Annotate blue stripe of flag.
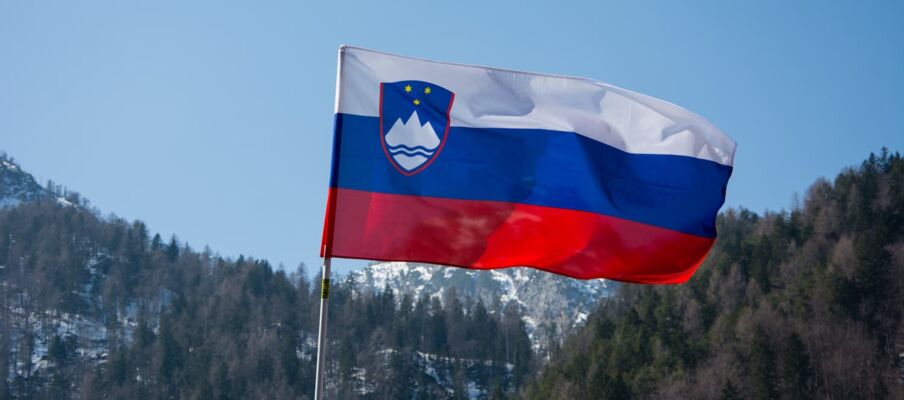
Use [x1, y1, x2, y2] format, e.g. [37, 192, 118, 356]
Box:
[330, 113, 732, 238]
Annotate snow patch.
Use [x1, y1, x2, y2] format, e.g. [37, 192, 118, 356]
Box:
[466, 380, 482, 400]
[350, 262, 616, 349]
[1, 160, 18, 171]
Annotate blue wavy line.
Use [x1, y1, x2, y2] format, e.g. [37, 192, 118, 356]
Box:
[389, 148, 434, 157]
[387, 144, 438, 152]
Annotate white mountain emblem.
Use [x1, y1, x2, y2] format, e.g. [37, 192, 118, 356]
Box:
[385, 111, 441, 171]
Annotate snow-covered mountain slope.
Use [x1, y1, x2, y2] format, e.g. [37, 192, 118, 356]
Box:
[0, 154, 82, 210]
[349, 262, 615, 346]
[0, 155, 51, 208]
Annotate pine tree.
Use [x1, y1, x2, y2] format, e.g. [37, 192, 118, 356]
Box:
[165, 235, 180, 262]
[749, 326, 778, 400]
[150, 233, 162, 252]
[428, 298, 449, 355]
[720, 379, 740, 400]
[782, 333, 813, 400]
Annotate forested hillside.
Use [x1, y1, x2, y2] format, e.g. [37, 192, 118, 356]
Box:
[0, 155, 533, 399]
[3, 150, 903, 399]
[523, 149, 904, 399]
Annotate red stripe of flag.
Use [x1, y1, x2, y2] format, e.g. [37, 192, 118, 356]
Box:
[323, 188, 714, 283]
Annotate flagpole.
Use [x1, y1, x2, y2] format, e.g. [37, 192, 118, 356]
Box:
[313, 257, 332, 400]
[315, 45, 345, 400]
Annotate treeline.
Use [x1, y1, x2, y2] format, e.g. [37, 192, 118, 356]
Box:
[0, 194, 531, 399]
[523, 149, 904, 399]
[328, 282, 532, 399]
[4, 149, 903, 399]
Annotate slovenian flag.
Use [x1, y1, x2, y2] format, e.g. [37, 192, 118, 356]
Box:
[321, 46, 735, 284]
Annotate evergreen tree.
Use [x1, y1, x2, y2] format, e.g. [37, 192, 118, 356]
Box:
[781, 333, 813, 400]
[750, 325, 778, 400]
[165, 235, 180, 262]
[720, 379, 740, 400]
[150, 233, 162, 252]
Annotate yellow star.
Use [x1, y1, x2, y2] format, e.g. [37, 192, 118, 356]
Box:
[413, 99, 421, 105]
[424, 87, 432, 94]
[404, 85, 412, 93]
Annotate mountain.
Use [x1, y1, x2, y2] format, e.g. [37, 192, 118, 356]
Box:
[349, 262, 614, 348]
[0, 153, 535, 399]
[1, 153, 83, 209]
[5, 149, 902, 399]
[0, 153, 50, 208]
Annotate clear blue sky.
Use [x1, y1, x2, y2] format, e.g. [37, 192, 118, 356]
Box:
[2, 1, 902, 275]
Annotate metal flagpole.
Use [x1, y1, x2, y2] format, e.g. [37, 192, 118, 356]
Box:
[313, 257, 332, 400]
[315, 45, 345, 400]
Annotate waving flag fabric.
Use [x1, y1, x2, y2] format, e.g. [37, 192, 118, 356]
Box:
[321, 46, 735, 283]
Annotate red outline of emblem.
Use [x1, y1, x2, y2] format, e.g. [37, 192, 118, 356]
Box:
[379, 82, 455, 176]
